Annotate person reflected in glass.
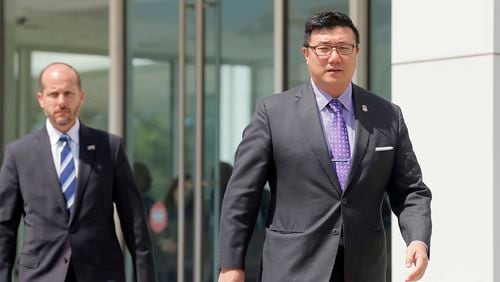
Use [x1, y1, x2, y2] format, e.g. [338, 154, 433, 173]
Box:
[157, 175, 194, 281]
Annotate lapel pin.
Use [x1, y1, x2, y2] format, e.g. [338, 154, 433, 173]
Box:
[362, 105, 368, 112]
[87, 145, 96, 151]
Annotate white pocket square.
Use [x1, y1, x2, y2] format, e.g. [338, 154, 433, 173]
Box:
[375, 146, 394, 152]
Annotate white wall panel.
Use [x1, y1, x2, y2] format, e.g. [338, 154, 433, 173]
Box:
[393, 0, 494, 64]
[496, 1, 500, 53]
[494, 54, 500, 282]
[392, 56, 494, 281]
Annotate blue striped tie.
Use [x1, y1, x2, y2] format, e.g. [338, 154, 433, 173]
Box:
[59, 134, 77, 215]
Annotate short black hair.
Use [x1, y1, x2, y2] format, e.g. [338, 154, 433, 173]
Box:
[38, 62, 82, 91]
[303, 11, 360, 47]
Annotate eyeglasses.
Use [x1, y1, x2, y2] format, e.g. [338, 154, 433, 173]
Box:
[306, 44, 358, 56]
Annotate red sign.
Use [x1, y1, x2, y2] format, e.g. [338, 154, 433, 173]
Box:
[149, 202, 168, 233]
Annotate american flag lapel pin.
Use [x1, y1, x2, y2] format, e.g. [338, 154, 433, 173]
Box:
[362, 105, 368, 112]
[87, 145, 96, 151]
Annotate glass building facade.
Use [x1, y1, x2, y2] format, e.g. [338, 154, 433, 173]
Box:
[0, 0, 391, 281]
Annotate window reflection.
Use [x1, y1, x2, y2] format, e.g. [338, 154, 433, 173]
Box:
[219, 64, 251, 163]
[126, 0, 274, 280]
[370, 0, 392, 280]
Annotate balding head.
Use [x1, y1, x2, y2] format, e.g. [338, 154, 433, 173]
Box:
[38, 62, 82, 91]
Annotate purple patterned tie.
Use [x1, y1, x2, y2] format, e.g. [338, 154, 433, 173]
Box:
[328, 99, 351, 190]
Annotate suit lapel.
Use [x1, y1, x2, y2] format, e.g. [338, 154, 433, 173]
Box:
[69, 124, 96, 224]
[295, 82, 343, 195]
[35, 129, 70, 221]
[345, 85, 372, 190]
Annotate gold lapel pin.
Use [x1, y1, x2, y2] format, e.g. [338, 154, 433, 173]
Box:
[87, 145, 96, 150]
[362, 105, 368, 112]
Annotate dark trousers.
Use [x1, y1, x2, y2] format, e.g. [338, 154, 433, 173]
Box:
[330, 246, 344, 282]
[65, 260, 77, 282]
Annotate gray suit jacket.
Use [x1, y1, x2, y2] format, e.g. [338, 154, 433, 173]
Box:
[219, 82, 432, 282]
[0, 124, 156, 282]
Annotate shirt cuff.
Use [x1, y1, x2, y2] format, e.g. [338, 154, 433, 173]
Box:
[409, 240, 428, 252]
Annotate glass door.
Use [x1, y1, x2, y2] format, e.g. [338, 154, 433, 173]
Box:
[3, 0, 274, 280]
[126, 0, 186, 280]
[126, 0, 274, 281]
[126, 1, 221, 281]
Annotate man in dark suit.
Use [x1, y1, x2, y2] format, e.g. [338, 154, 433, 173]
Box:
[0, 62, 157, 282]
[218, 11, 431, 282]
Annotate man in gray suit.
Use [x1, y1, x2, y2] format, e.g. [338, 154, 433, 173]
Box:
[218, 11, 431, 282]
[0, 62, 156, 281]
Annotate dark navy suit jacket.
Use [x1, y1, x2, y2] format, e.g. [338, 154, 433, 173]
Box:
[0, 124, 156, 282]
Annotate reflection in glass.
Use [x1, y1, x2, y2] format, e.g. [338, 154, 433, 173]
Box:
[126, 0, 182, 281]
[126, 0, 274, 280]
[370, 0, 392, 280]
[218, 1, 274, 280]
[219, 65, 251, 163]
[126, 57, 178, 280]
[369, 0, 391, 100]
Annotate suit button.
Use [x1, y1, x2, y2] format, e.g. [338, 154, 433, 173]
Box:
[332, 229, 340, 235]
[64, 258, 69, 263]
[341, 198, 347, 204]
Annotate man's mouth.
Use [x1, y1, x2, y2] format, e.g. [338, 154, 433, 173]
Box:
[326, 65, 342, 71]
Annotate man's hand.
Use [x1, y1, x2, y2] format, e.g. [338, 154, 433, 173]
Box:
[218, 268, 244, 282]
[405, 241, 429, 282]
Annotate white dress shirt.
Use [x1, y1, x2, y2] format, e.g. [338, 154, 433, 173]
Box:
[46, 119, 80, 177]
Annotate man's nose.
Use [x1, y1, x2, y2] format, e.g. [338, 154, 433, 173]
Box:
[56, 94, 67, 105]
[328, 49, 341, 63]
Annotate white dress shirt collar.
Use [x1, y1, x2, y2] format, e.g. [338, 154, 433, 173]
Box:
[46, 119, 80, 146]
[310, 78, 354, 116]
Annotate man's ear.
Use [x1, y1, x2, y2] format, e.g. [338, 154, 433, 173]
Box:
[302, 47, 309, 64]
[79, 90, 86, 105]
[37, 92, 44, 108]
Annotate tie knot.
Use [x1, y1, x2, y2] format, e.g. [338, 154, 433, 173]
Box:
[329, 99, 343, 113]
[59, 134, 70, 144]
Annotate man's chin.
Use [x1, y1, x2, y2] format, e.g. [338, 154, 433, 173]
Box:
[55, 119, 71, 126]
[51, 117, 75, 130]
